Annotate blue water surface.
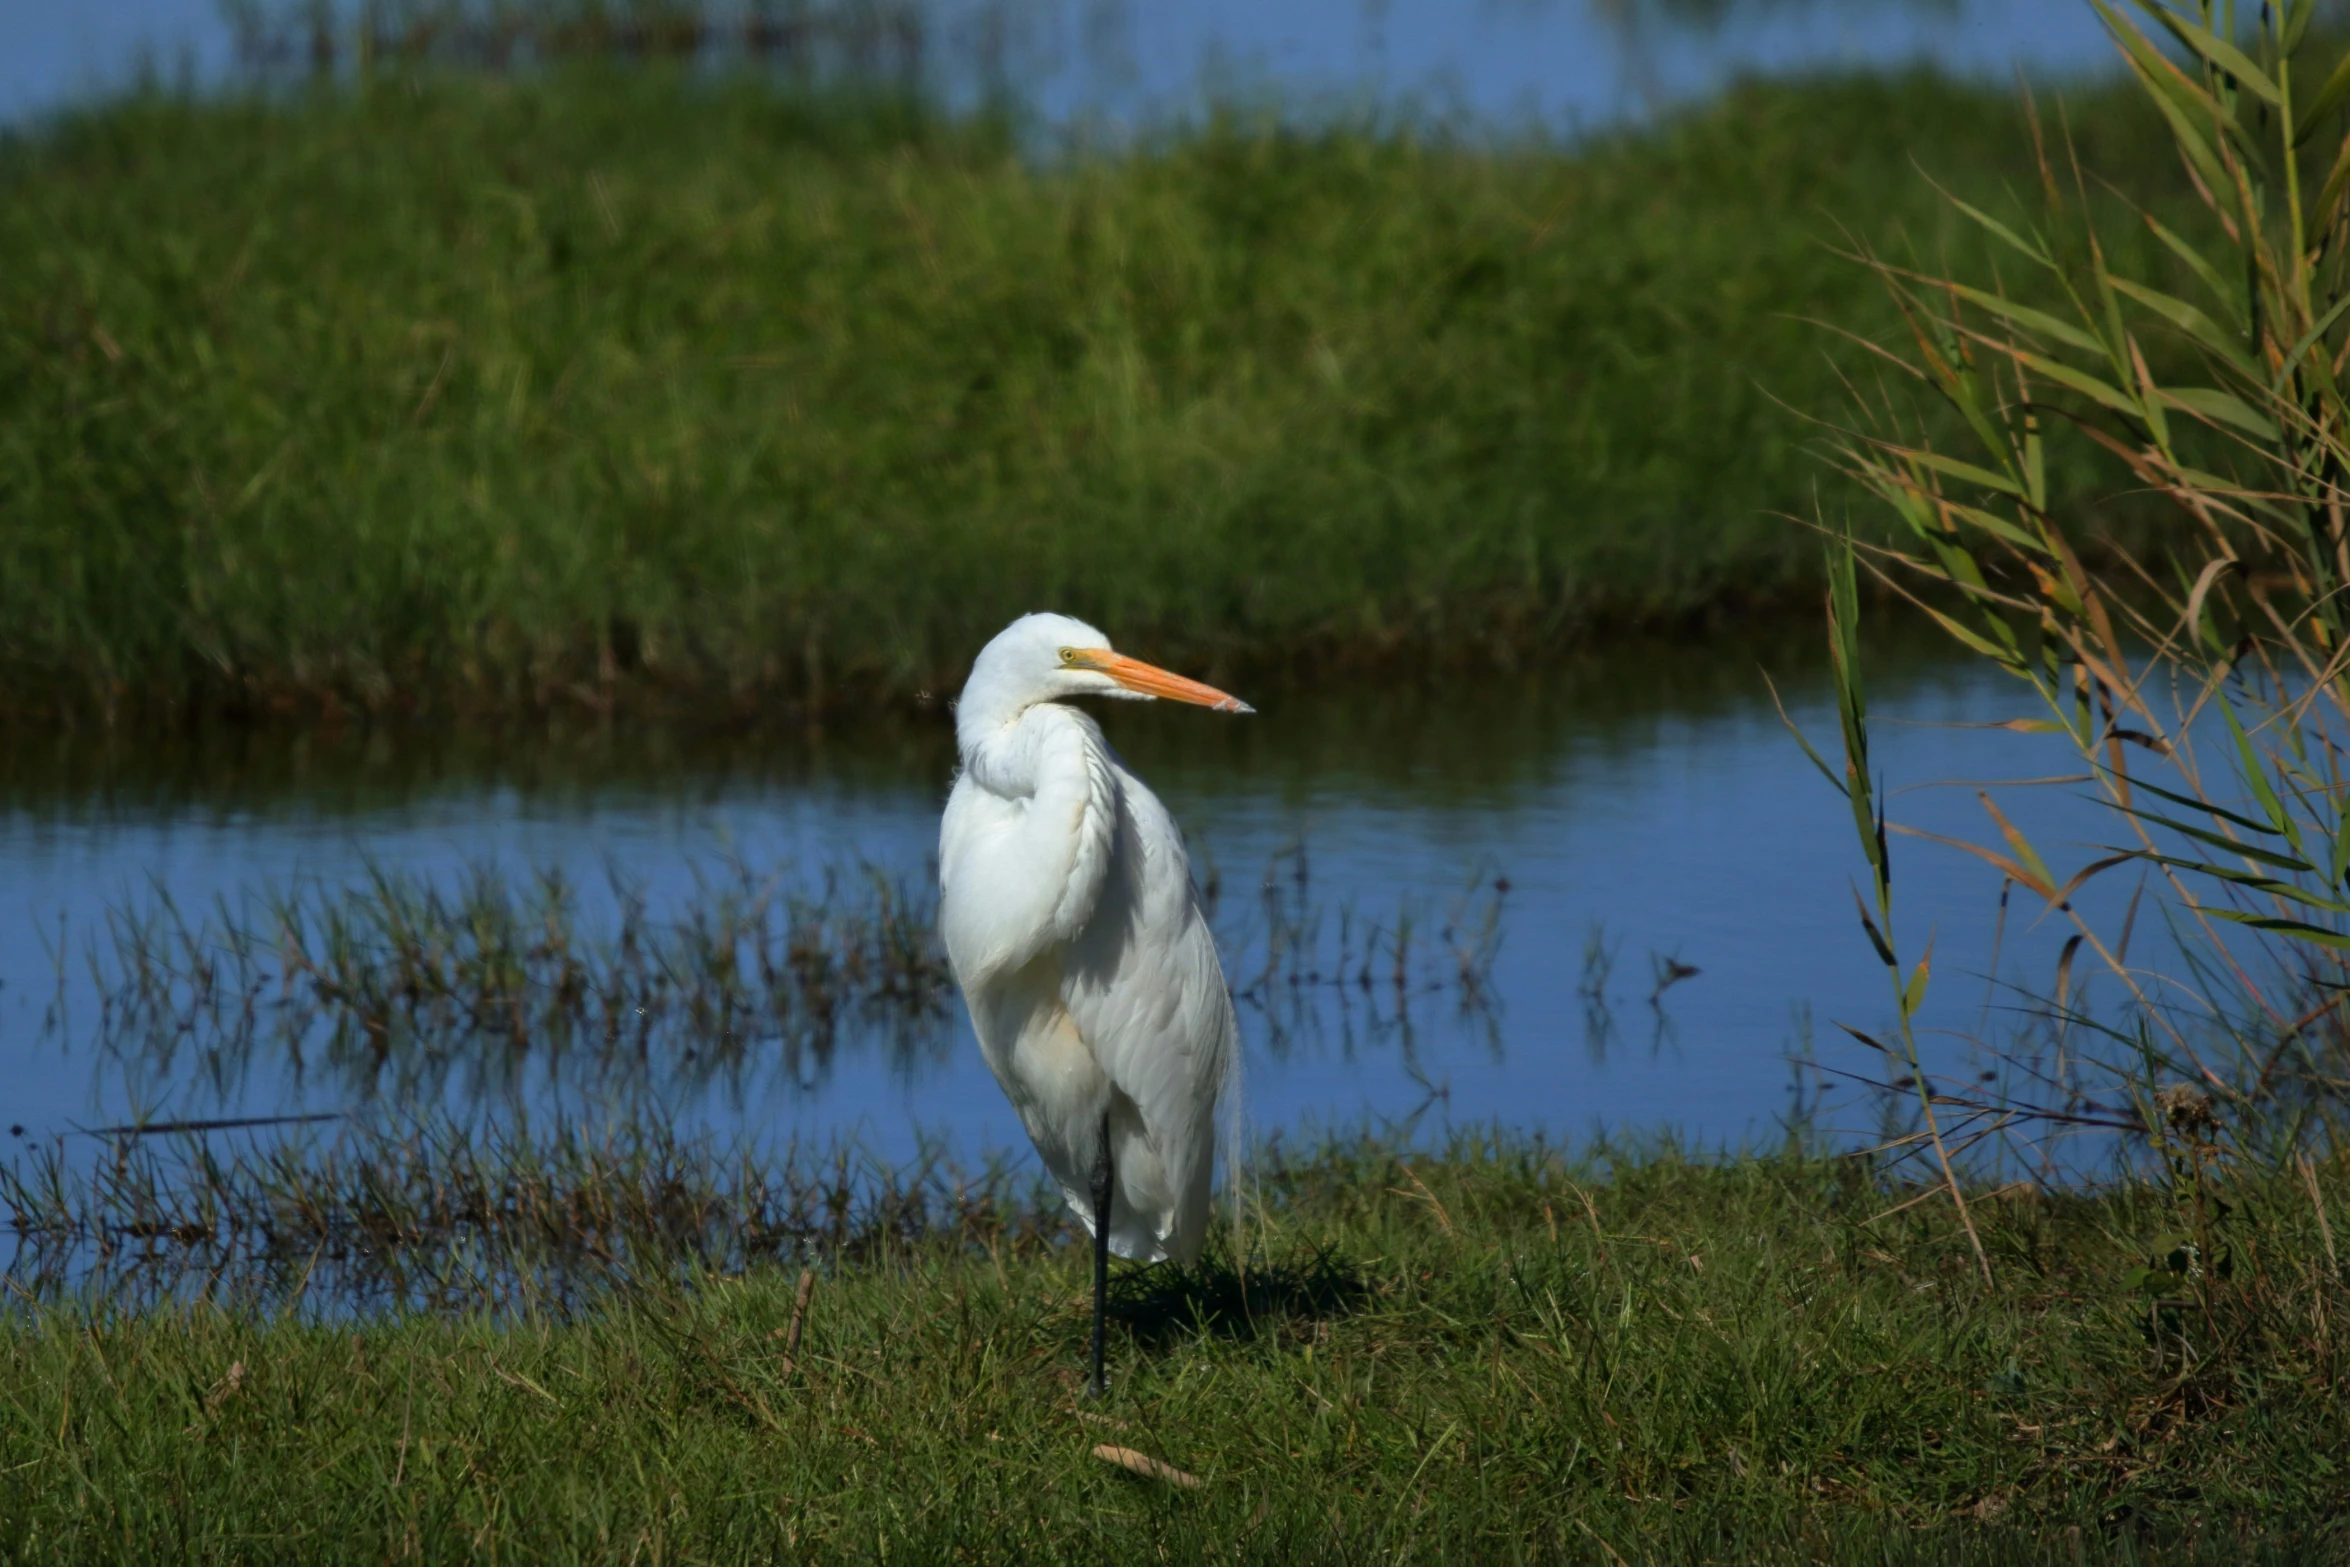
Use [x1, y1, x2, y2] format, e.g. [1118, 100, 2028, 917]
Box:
[0, 0, 2116, 132]
[0, 631, 2136, 1174]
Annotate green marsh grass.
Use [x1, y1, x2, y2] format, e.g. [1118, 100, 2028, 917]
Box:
[3, 1135, 2347, 1561]
[0, 59, 2203, 723]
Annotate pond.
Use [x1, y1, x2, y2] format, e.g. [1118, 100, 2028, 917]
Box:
[0, 0, 2168, 1303]
[3, 0, 2117, 131]
[0, 621, 2126, 1185]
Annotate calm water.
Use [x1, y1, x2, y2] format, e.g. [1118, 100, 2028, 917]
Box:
[1, 0, 2115, 131]
[0, 625, 2132, 1173]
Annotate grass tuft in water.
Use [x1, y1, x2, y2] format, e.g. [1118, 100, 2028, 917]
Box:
[3, 1118, 1046, 1314]
[57, 845, 1503, 1122]
[76, 858, 956, 1108]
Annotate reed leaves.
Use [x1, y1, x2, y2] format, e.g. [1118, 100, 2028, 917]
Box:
[1821, 2, 2350, 1206]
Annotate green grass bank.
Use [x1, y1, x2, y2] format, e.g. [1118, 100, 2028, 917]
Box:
[0, 61, 2200, 724]
[2, 1139, 2344, 1563]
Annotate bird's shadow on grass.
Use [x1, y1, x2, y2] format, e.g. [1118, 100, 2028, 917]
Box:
[1107, 1242, 1371, 1349]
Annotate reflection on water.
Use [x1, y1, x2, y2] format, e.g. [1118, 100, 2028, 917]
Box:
[0, 619, 2123, 1171]
[79, 858, 957, 1118]
[68, 835, 1504, 1131]
[1, 614, 2190, 1305]
[0, 1113, 1050, 1313]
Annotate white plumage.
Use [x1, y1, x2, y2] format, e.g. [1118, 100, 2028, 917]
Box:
[939, 613, 1247, 1292]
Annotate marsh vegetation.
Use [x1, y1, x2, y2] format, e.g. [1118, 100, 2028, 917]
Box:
[9, 0, 2350, 1559]
[0, 11, 2199, 724]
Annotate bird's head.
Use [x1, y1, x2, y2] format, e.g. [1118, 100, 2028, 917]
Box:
[955, 613, 1252, 742]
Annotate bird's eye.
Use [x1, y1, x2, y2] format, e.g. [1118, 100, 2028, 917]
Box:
[1058, 647, 1079, 665]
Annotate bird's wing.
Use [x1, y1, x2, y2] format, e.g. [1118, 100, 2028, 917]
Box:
[1058, 767, 1235, 1260]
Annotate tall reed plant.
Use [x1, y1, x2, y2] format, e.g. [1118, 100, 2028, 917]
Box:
[1819, 1, 2350, 1215]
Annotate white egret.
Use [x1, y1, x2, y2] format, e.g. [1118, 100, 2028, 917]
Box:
[939, 612, 1251, 1397]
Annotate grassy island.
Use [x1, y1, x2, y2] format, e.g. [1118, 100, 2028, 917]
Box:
[1, 62, 2193, 723]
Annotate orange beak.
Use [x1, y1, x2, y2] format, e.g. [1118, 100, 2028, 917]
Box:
[1070, 649, 1254, 714]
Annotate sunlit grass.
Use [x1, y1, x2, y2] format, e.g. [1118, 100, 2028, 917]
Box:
[2, 1136, 2344, 1562]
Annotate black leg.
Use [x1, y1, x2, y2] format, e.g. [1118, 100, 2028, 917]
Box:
[1085, 1112, 1113, 1399]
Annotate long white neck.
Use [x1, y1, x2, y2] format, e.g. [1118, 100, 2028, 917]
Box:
[954, 654, 1052, 758]
[948, 702, 1120, 976]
